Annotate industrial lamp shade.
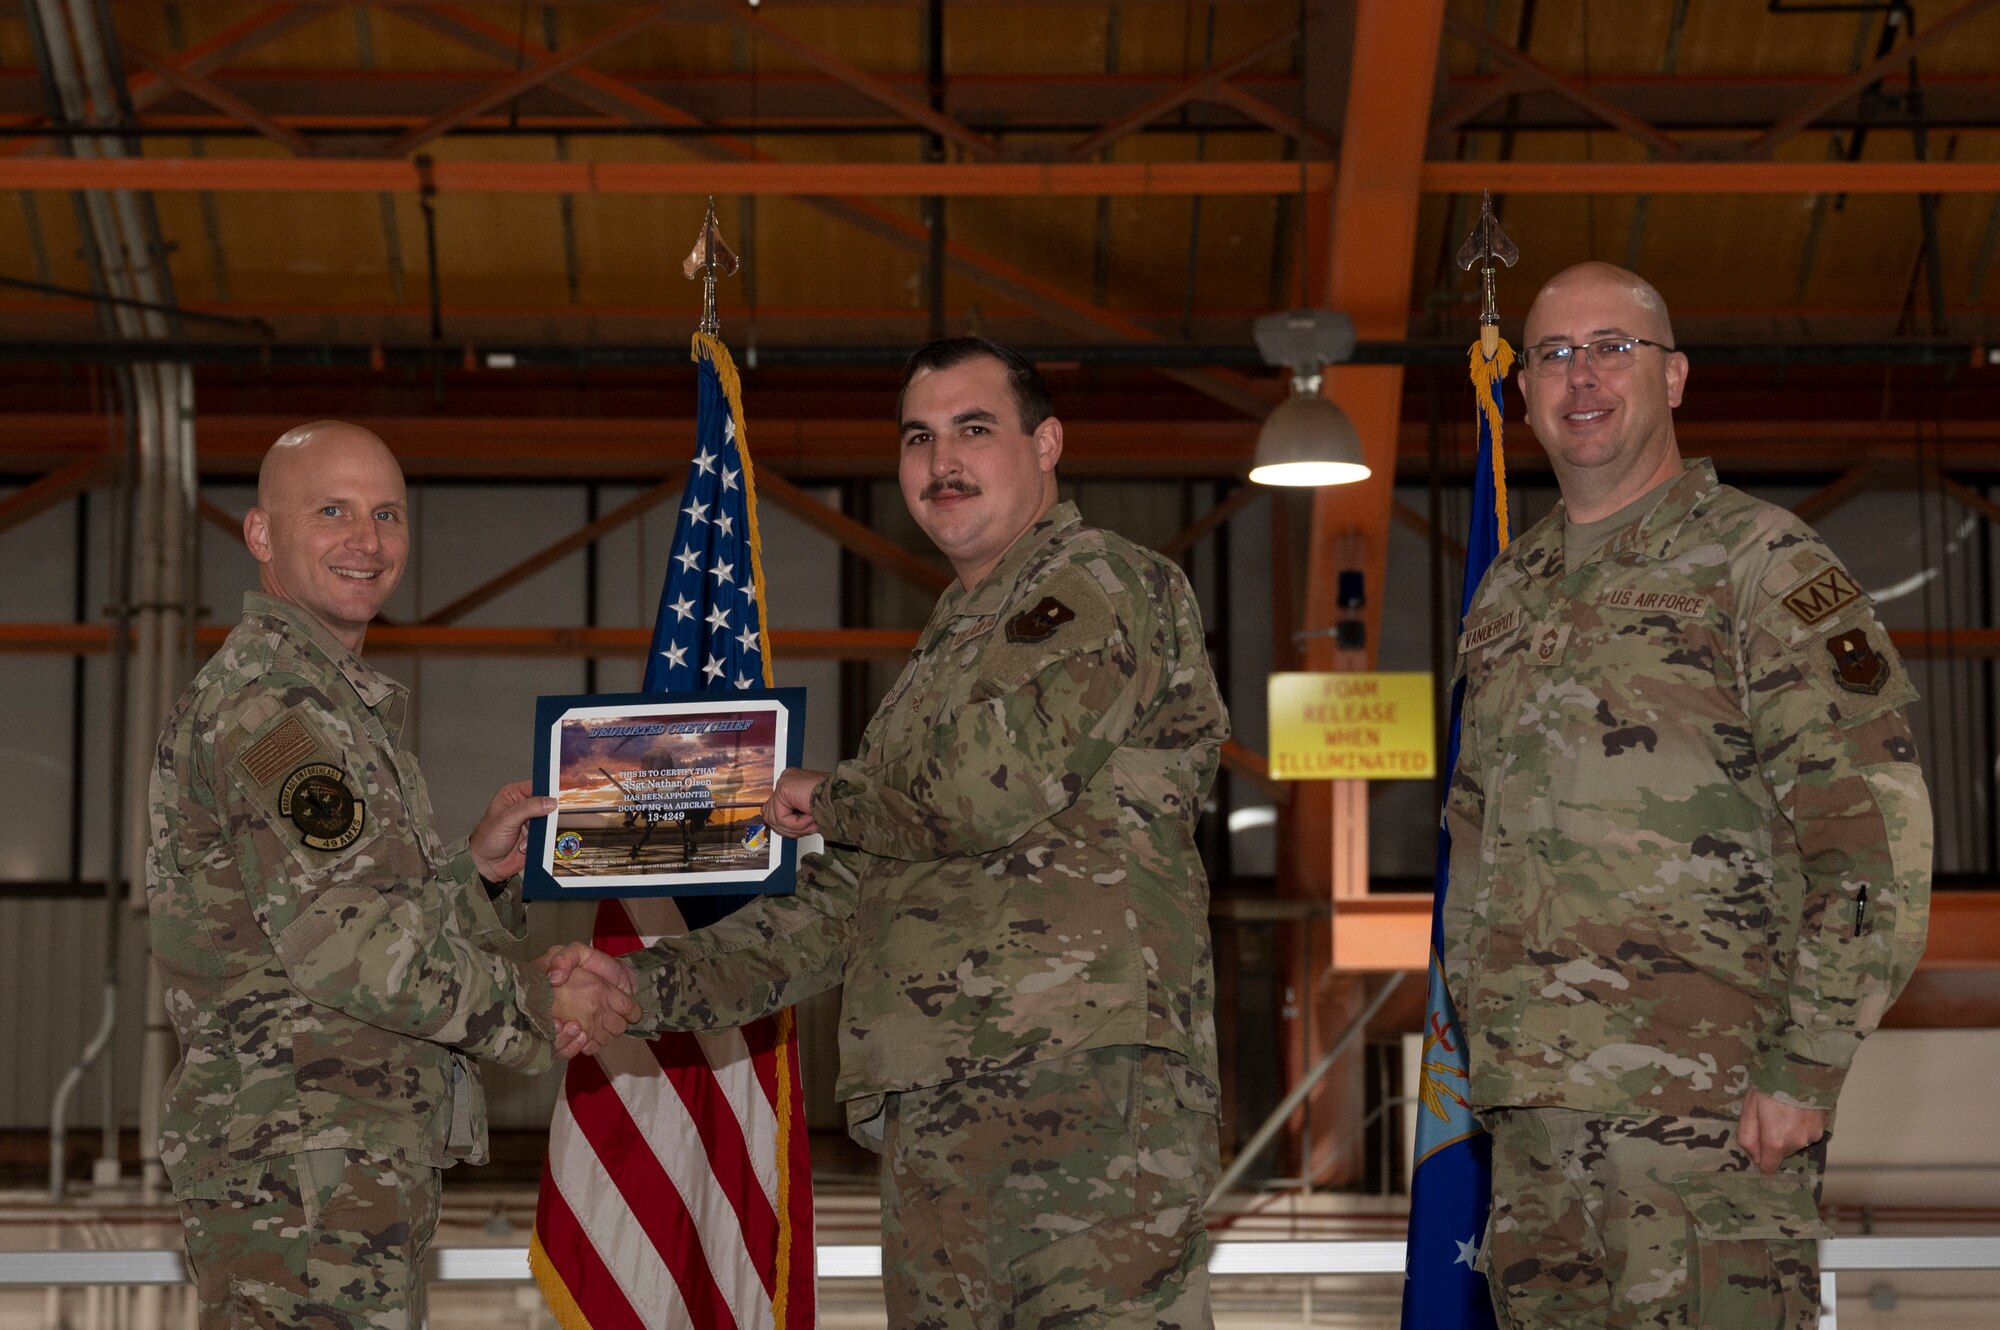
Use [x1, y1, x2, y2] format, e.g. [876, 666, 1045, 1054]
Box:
[1249, 389, 1370, 487]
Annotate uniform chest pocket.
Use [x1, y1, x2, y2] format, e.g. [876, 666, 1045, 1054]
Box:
[388, 753, 453, 871]
[1459, 629, 1532, 754]
[864, 650, 957, 763]
[884, 628, 994, 749]
[932, 625, 1000, 717]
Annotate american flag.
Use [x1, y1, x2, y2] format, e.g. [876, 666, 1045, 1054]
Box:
[532, 333, 817, 1330]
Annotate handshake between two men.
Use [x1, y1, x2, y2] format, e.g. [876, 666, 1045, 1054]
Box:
[521, 768, 828, 1058]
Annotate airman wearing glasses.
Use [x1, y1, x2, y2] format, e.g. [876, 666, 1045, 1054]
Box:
[1443, 263, 1931, 1329]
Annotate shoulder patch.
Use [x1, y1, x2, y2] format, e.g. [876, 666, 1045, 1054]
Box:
[1825, 627, 1890, 695]
[279, 762, 367, 851]
[240, 712, 321, 787]
[1007, 596, 1076, 644]
[1781, 565, 1864, 627]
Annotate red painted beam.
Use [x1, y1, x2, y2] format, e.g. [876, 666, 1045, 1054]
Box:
[10, 417, 2000, 482]
[0, 156, 1337, 196]
[4, 157, 1999, 196]
[0, 622, 919, 661]
[1294, 0, 1449, 1191]
[1423, 159, 2000, 196]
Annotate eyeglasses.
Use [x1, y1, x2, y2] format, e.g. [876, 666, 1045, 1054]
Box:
[1522, 337, 1676, 376]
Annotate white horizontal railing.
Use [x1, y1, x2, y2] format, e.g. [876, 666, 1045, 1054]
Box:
[2, 1237, 1997, 1284]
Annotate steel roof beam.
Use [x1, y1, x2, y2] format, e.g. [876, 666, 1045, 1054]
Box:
[14, 68, 1993, 133]
[1207, 81, 1333, 155]
[1289, 0, 1448, 1186]
[384, 4, 680, 157]
[0, 455, 102, 536]
[118, 41, 312, 154]
[1442, 14, 1686, 159]
[12, 416, 2000, 480]
[145, 0, 1328, 9]
[0, 622, 921, 661]
[1425, 160, 2000, 194]
[2, 3, 330, 159]
[711, 2, 1001, 160]
[9, 156, 2000, 194]
[1739, 0, 2000, 159]
[392, 3, 1269, 418]
[1064, 26, 1303, 162]
[1428, 69, 1534, 145]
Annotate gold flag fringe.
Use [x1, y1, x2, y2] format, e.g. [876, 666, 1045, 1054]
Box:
[529, 1230, 594, 1330]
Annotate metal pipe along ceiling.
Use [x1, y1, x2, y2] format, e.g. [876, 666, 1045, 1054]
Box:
[29, 0, 198, 1209]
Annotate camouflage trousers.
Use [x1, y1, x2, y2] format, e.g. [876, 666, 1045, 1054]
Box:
[877, 1044, 1219, 1330]
[178, 1148, 443, 1329]
[1478, 1108, 1829, 1330]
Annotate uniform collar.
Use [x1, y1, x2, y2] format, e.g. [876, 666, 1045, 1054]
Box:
[241, 592, 402, 710]
[1526, 457, 1716, 581]
[1603, 457, 1716, 563]
[944, 500, 1083, 619]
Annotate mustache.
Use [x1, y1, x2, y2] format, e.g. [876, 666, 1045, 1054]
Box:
[922, 479, 983, 501]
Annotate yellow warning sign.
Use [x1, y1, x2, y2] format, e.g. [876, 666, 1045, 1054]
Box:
[1267, 672, 1435, 780]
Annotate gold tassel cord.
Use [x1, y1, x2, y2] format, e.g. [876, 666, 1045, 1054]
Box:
[1467, 338, 1515, 550]
[691, 332, 778, 691]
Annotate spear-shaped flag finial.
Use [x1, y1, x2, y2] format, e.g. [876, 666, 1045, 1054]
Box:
[683, 196, 740, 338]
[1455, 190, 1519, 360]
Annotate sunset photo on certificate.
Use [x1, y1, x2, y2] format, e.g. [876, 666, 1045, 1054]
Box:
[548, 703, 780, 881]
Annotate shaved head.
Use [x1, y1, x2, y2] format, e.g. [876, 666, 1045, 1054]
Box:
[258, 420, 398, 509]
[1525, 262, 1675, 348]
[245, 420, 409, 652]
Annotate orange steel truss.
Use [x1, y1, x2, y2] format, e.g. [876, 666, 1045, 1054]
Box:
[2, 158, 1997, 196]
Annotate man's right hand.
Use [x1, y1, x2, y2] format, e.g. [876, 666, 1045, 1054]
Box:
[763, 767, 827, 838]
[1738, 1088, 1828, 1174]
[540, 942, 635, 992]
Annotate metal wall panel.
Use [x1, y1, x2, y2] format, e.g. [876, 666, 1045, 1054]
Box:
[0, 899, 150, 1130]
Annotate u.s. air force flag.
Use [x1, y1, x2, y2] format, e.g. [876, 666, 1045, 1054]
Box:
[1399, 339, 1513, 1330]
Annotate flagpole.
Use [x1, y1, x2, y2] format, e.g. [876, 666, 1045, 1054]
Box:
[532, 197, 815, 1330]
[1398, 192, 1518, 1330]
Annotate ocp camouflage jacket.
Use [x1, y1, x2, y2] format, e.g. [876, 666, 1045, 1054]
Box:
[148, 594, 555, 1196]
[627, 503, 1228, 1144]
[1444, 459, 1932, 1118]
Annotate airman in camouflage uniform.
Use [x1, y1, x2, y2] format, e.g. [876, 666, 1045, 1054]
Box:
[553, 338, 1228, 1328]
[1443, 265, 1932, 1329]
[149, 421, 632, 1328]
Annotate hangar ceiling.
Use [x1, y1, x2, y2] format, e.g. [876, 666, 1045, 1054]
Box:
[0, 0, 1994, 471]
